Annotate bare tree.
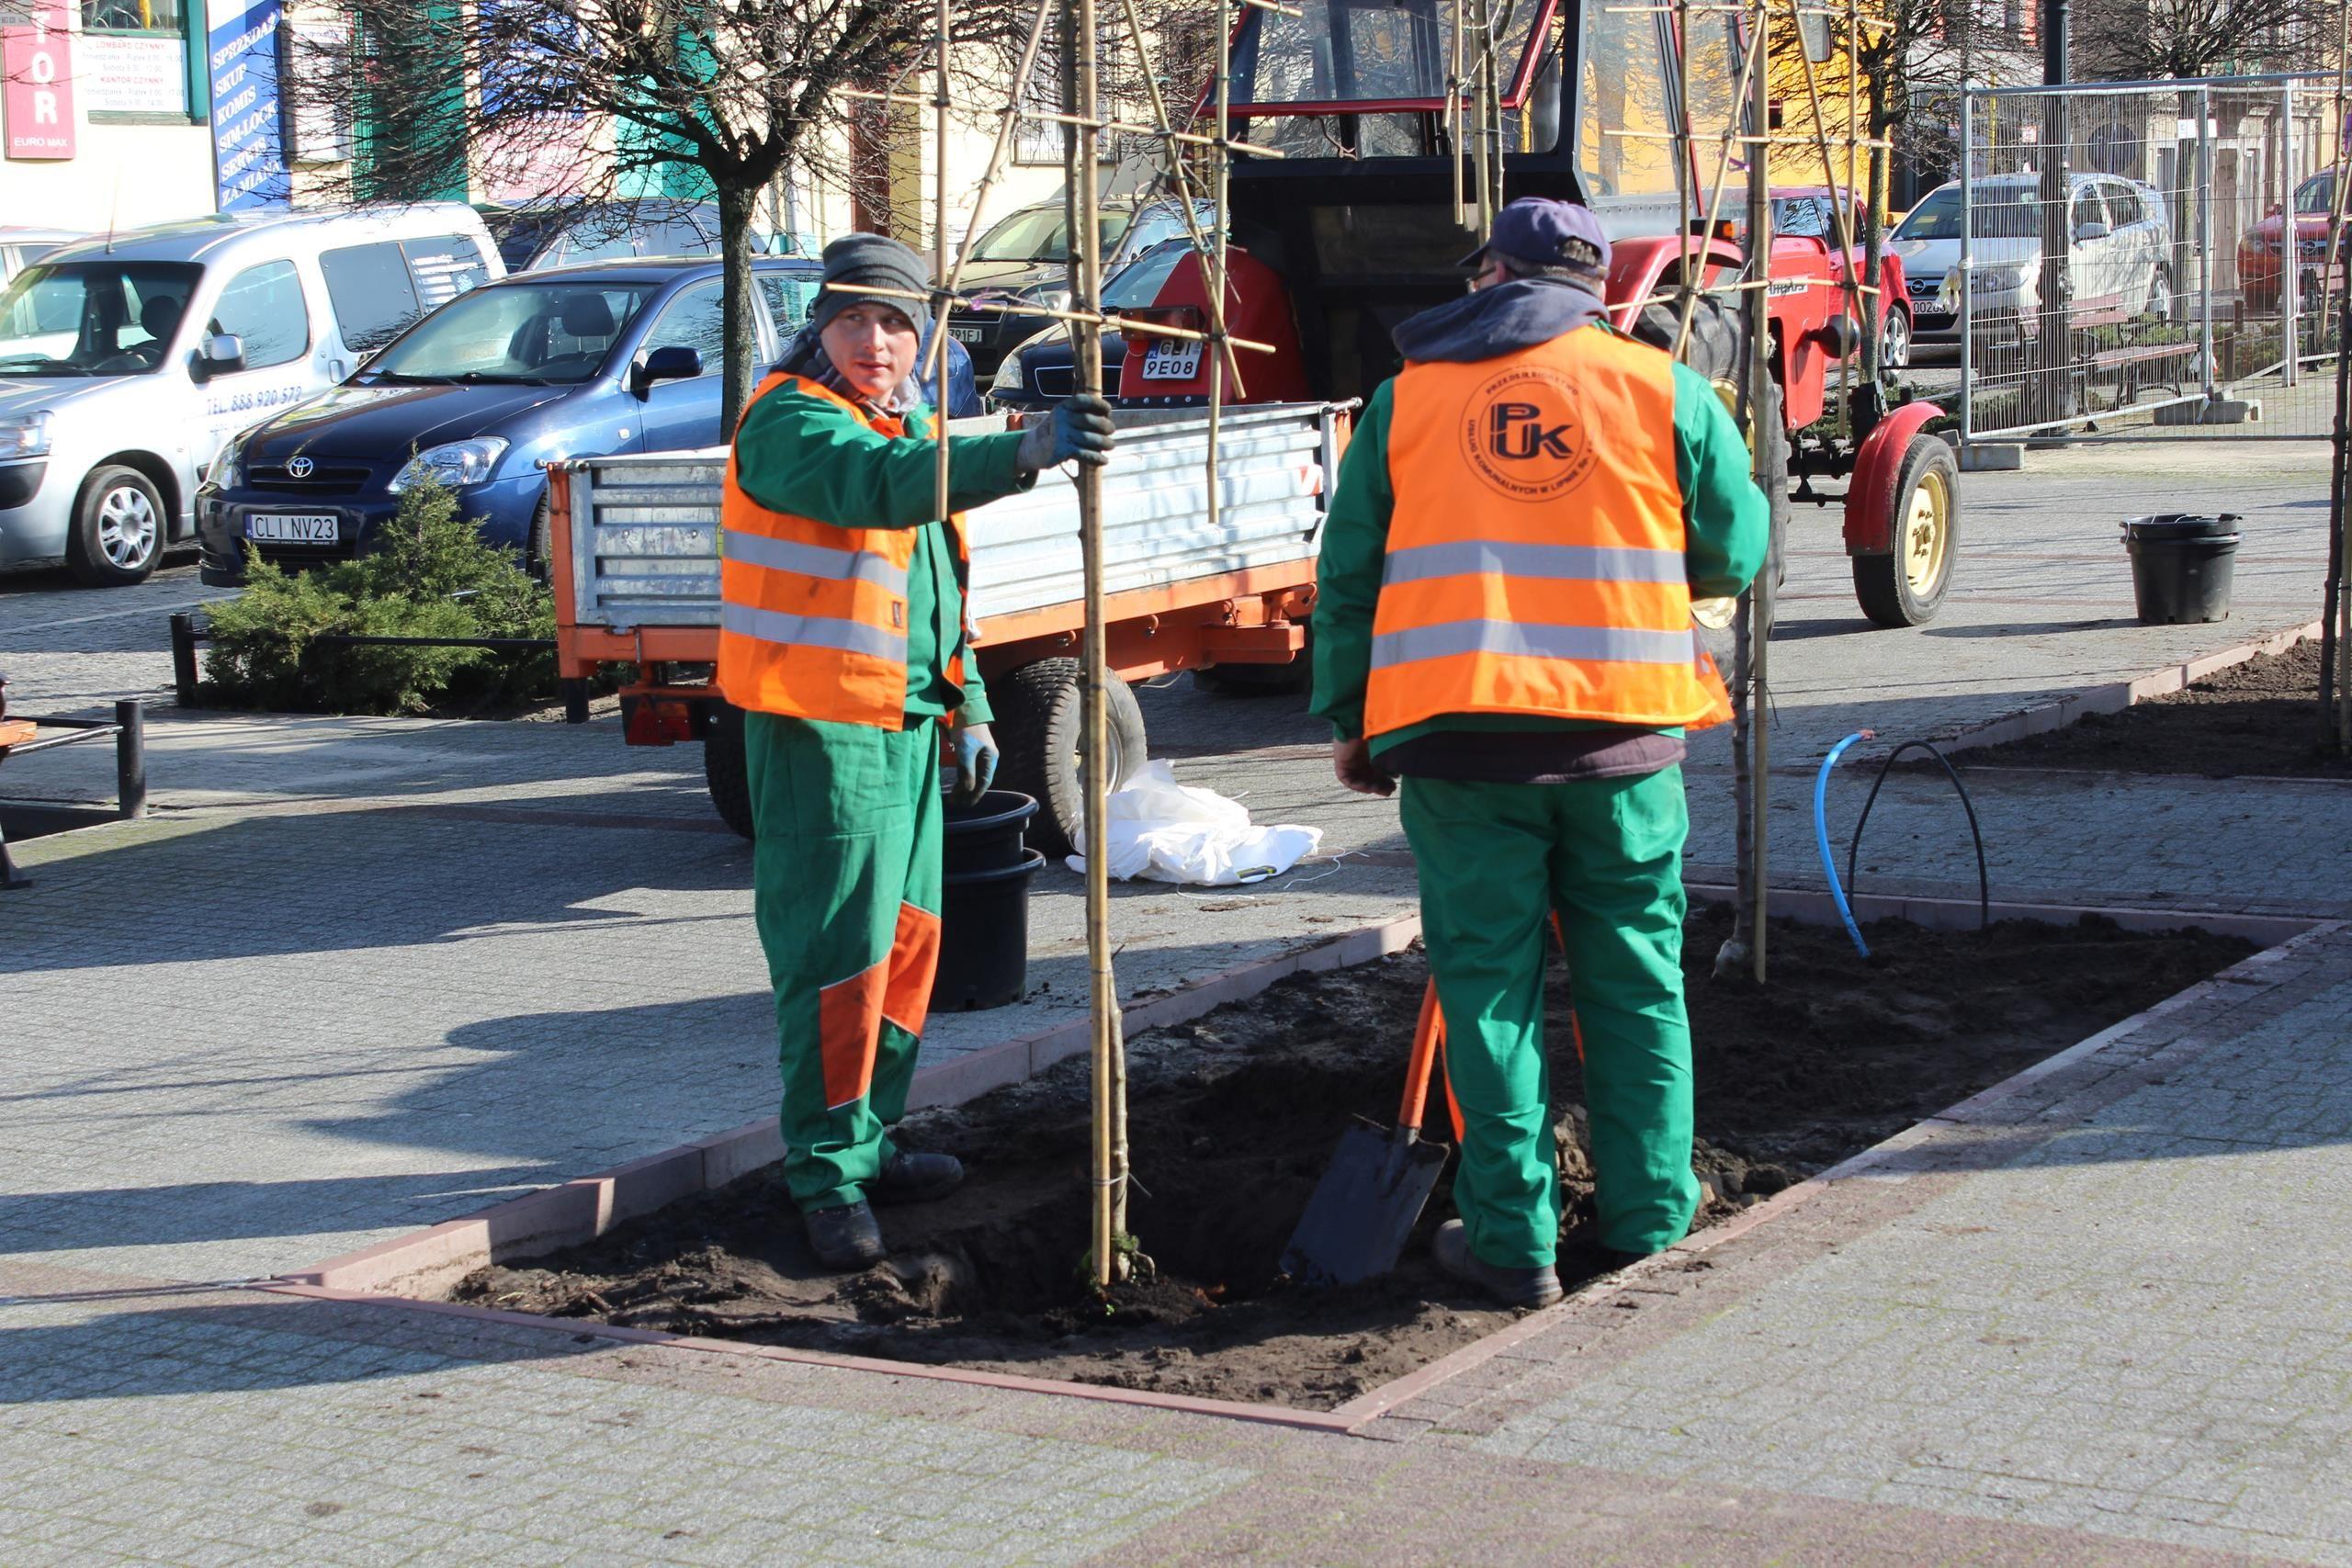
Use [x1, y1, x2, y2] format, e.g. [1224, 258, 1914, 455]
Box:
[297, 0, 1035, 427]
[2077, 0, 2346, 81]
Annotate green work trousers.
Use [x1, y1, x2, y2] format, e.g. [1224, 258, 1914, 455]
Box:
[1398, 767, 1700, 1267]
[745, 710, 944, 1213]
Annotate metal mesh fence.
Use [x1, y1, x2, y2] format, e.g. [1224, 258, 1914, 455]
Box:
[1951, 73, 2351, 443]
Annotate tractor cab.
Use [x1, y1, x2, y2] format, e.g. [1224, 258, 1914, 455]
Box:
[1205, 0, 1740, 402]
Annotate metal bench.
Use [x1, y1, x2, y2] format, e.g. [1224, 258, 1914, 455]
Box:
[0, 699, 148, 889]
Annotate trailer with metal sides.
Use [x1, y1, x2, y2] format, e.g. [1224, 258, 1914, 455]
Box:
[546, 402, 1347, 852]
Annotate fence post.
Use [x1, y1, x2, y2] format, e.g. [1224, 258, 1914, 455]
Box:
[2199, 85, 2215, 402]
[114, 699, 146, 821]
[1960, 83, 1974, 446]
[2283, 83, 2301, 388]
[169, 612, 199, 708]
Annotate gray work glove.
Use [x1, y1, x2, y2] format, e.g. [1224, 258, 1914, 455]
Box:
[950, 718, 999, 806]
[1016, 392, 1116, 473]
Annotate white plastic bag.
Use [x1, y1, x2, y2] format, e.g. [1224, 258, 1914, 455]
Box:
[1066, 760, 1323, 886]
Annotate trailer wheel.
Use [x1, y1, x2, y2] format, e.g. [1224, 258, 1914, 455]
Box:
[1851, 435, 1959, 627]
[704, 701, 756, 840]
[993, 657, 1148, 859]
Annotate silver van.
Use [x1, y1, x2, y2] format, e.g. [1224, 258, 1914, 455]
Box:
[0, 204, 503, 585]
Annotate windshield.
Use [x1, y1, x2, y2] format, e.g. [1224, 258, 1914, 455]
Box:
[0, 261, 204, 378]
[1235, 0, 1545, 110]
[1104, 241, 1194, 308]
[1893, 186, 2045, 243]
[2297, 170, 2338, 215]
[972, 207, 1134, 264]
[362, 281, 658, 385]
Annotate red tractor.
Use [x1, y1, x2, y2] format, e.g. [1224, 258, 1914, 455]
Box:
[1114, 0, 1958, 627]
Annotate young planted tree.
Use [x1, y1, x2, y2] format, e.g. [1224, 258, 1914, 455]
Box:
[296, 0, 1032, 429]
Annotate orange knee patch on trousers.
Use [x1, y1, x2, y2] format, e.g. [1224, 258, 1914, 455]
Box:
[816, 902, 942, 1111]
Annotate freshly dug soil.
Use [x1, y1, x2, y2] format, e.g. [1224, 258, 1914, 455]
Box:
[456, 910, 2252, 1410]
[1969, 638, 2351, 777]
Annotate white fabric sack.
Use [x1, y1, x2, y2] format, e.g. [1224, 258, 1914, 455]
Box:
[1065, 760, 1323, 886]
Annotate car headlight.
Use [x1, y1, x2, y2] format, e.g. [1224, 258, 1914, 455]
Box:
[2246, 233, 2278, 253]
[991, 353, 1023, 393]
[389, 437, 509, 493]
[0, 411, 51, 460]
[1970, 264, 2031, 293]
[1016, 283, 1074, 318]
[202, 431, 251, 491]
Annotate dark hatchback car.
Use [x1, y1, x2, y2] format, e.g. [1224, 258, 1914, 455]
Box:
[989, 239, 1207, 409]
[472, 199, 789, 272]
[197, 256, 820, 583]
[955, 197, 1214, 378]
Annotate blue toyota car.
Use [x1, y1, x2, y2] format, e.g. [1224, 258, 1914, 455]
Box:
[195, 254, 976, 584]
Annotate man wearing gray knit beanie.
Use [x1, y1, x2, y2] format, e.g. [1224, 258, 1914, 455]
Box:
[720, 230, 1115, 1271]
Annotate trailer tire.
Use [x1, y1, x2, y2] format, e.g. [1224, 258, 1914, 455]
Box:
[704, 701, 756, 840]
[993, 657, 1147, 859]
[1851, 434, 1958, 627]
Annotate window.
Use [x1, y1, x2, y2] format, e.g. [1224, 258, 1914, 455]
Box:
[2104, 185, 2142, 228]
[639, 280, 724, 376]
[758, 274, 817, 334]
[208, 261, 309, 370]
[401, 235, 492, 310]
[1775, 197, 1829, 239]
[83, 0, 182, 29]
[1578, 5, 1677, 198]
[2071, 186, 2107, 237]
[320, 243, 421, 355]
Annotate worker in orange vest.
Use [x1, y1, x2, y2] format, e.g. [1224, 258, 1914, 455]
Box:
[1311, 197, 1769, 1307]
[719, 233, 1114, 1269]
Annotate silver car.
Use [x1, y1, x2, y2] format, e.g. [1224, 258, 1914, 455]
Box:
[0, 204, 502, 585]
[1891, 174, 2174, 353]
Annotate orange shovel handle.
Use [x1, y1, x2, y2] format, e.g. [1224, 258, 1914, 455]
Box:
[1397, 981, 1444, 1134]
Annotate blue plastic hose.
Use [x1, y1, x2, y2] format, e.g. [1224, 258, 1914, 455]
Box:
[1815, 729, 1875, 958]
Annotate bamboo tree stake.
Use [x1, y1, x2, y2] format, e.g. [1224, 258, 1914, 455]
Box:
[933, 0, 953, 527]
[1058, 0, 1123, 1290]
[1745, 0, 1773, 984]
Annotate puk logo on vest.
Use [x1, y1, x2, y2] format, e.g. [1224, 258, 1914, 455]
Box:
[1458, 366, 1598, 502]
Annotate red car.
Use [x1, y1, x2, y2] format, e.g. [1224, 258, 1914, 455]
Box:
[2239, 167, 2346, 310]
[1770, 186, 1915, 367]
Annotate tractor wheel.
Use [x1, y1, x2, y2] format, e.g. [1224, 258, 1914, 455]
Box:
[704, 701, 756, 840]
[1851, 434, 1959, 627]
[992, 657, 1148, 859]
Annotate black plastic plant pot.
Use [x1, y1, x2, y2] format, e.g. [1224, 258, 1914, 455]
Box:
[2122, 513, 2242, 625]
[938, 789, 1045, 1011]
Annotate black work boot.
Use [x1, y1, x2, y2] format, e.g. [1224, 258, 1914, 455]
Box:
[803, 1200, 887, 1270]
[872, 1148, 965, 1205]
[1433, 1220, 1565, 1309]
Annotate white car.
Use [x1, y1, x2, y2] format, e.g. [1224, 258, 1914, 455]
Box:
[1890, 174, 2173, 352]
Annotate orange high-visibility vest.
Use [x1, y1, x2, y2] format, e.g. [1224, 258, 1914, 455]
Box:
[1364, 328, 1732, 739]
[717, 372, 972, 728]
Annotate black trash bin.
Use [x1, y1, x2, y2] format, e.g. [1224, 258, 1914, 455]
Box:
[2122, 513, 2241, 625]
[937, 789, 1045, 1011]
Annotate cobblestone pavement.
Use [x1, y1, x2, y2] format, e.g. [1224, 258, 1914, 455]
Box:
[6, 446, 2352, 1561]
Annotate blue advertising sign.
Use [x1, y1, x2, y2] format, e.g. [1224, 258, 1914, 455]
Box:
[209, 0, 288, 211]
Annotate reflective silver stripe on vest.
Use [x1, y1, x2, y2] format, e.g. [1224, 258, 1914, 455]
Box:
[1382, 539, 1686, 587]
[720, 602, 908, 660]
[724, 529, 909, 594]
[1370, 620, 1699, 670]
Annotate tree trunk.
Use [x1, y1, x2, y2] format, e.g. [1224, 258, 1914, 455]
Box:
[1860, 85, 1892, 383]
[717, 181, 763, 435]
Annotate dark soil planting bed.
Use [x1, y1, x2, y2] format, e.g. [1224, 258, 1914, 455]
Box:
[1973, 638, 2351, 777]
[455, 909, 2251, 1409]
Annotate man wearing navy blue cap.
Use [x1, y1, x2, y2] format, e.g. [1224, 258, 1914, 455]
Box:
[1311, 197, 1770, 1307]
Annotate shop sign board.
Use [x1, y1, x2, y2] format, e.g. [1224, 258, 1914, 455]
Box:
[208, 0, 287, 209]
[82, 32, 190, 117]
[3, 4, 77, 160]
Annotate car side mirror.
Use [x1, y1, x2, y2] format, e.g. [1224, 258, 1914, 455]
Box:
[2074, 220, 2110, 243]
[195, 333, 245, 380]
[630, 344, 703, 396]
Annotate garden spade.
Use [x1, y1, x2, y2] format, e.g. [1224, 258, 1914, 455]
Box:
[1281, 982, 1451, 1286]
